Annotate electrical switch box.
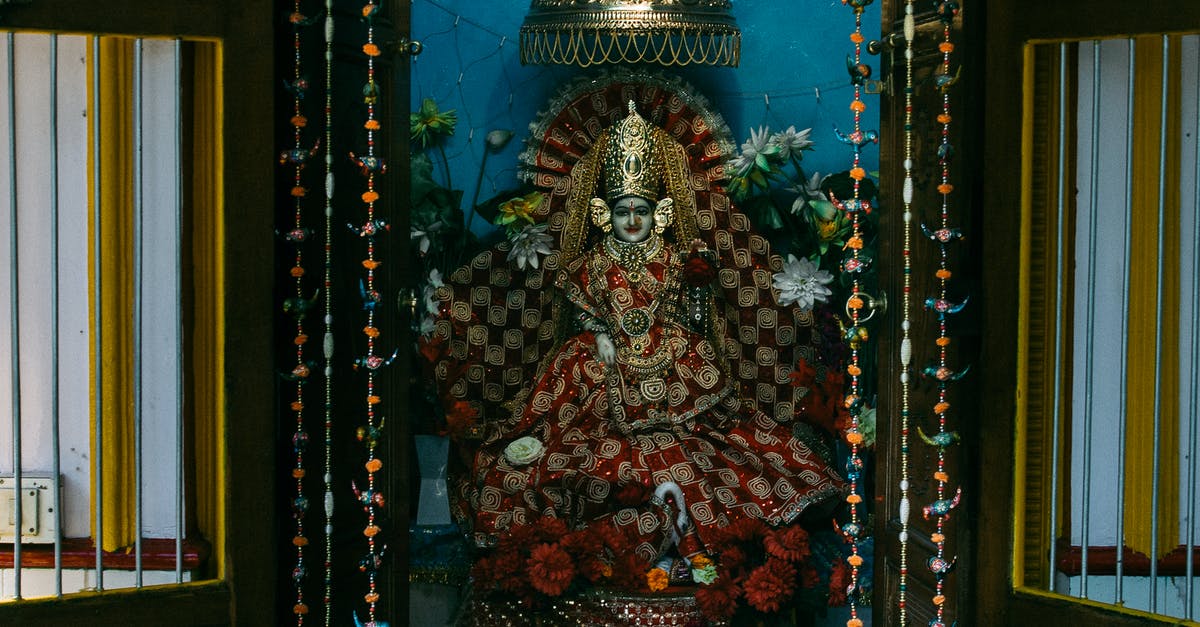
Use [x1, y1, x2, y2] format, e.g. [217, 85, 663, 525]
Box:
[0, 475, 57, 544]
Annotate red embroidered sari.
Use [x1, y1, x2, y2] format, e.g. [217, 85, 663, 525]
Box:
[468, 237, 843, 562]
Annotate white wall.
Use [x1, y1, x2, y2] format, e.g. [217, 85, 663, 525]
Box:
[0, 33, 182, 542]
[1070, 34, 1200, 547]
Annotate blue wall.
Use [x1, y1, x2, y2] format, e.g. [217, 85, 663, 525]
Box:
[409, 0, 881, 230]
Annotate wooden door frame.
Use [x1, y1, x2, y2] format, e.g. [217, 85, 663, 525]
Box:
[0, 1, 275, 624]
[976, 1, 1200, 625]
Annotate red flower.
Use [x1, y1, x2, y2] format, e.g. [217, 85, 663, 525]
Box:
[800, 372, 851, 435]
[788, 357, 819, 388]
[764, 525, 811, 563]
[683, 252, 717, 287]
[497, 523, 536, 552]
[417, 334, 447, 363]
[442, 400, 477, 439]
[533, 517, 568, 542]
[729, 516, 768, 543]
[609, 550, 647, 590]
[801, 566, 821, 589]
[717, 545, 747, 574]
[695, 577, 740, 620]
[743, 559, 797, 614]
[559, 528, 603, 559]
[526, 543, 575, 597]
[827, 561, 850, 606]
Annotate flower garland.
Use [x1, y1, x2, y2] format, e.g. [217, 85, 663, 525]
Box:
[282, 2, 317, 622]
[922, 3, 964, 626]
[897, 0, 917, 624]
[838, 1, 876, 626]
[321, 0, 336, 624]
[353, 2, 389, 624]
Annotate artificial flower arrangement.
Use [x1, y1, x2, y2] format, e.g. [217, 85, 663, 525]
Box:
[469, 512, 867, 624]
[724, 124, 880, 304]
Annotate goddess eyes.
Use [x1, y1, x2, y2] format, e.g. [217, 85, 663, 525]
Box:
[614, 208, 651, 218]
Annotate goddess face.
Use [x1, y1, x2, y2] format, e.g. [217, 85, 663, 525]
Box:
[610, 195, 653, 243]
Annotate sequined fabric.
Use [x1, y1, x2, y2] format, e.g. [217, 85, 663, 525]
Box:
[424, 72, 843, 554]
[468, 241, 841, 560]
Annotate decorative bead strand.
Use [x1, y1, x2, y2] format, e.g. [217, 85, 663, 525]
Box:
[286, 1, 312, 621]
[897, 0, 917, 625]
[357, 3, 385, 624]
[840, 2, 874, 626]
[321, 1, 336, 624]
[925, 3, 962, 626]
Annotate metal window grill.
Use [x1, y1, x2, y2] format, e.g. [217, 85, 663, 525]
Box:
[0, 32, 189, 600]
[1029, 34, 1200, 620]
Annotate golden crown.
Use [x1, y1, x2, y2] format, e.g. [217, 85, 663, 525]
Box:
[601, 102, 663, 203]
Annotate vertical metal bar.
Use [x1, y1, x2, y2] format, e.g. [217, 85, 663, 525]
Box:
[7, 30, 23, 602]
[48, 32, 63, 598]
[1114, 36, 1136, 606]
[174, 37, 184, 584]
[1186, 33, 1200, 621]
[91, 34, 104, 592]
[1047, 41, 1069, 593]
[1149, 33, 1170, 613]
[1080, 38, 1103, 599]
[132, 37, 144, 588]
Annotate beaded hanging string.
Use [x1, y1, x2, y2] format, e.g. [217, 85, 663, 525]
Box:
[321, 2, 336, 624]
[284, 2, 315, 622]
[896, 0, 917, 625]
[355, 2, 387, 624]
[923, 3, 964, 626]
[839, 2, 874, 626]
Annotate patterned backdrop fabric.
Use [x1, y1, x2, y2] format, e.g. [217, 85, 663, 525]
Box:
[423, 70, 833, 528]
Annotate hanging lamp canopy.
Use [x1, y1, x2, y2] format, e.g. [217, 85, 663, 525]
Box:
[519, 0, 741, 68]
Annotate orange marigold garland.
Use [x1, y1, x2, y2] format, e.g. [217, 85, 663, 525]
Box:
[838, 1, 876, 626]
[282, 1, 319, 621]
[352, 2, 391, 625]
[921, 3, 964, 626]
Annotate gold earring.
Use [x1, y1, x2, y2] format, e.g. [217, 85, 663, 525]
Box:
[589, 198, 612, 233]
[653, 198, 674, 235]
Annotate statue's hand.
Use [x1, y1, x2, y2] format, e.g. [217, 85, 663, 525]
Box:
[595, 332, 616, 366]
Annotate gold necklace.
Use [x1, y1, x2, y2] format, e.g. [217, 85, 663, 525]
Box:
[604, 232, 662, 284]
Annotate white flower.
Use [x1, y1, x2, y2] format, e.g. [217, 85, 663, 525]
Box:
[410, 220, 443, 255]
[485, 129, 514, 151]
[789, 171, 824, 215]
[773, 254, 833, 311]
[504, 436, 545, 466]
[506, 223, 554, 270]
[742, 126, 779, 171]
[769, 126, 813, 160]
[729, 152, 755, 177]
[422, 268, 444, 314]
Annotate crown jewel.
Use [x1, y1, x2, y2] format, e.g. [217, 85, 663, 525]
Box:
[602, 102, 663, 203]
